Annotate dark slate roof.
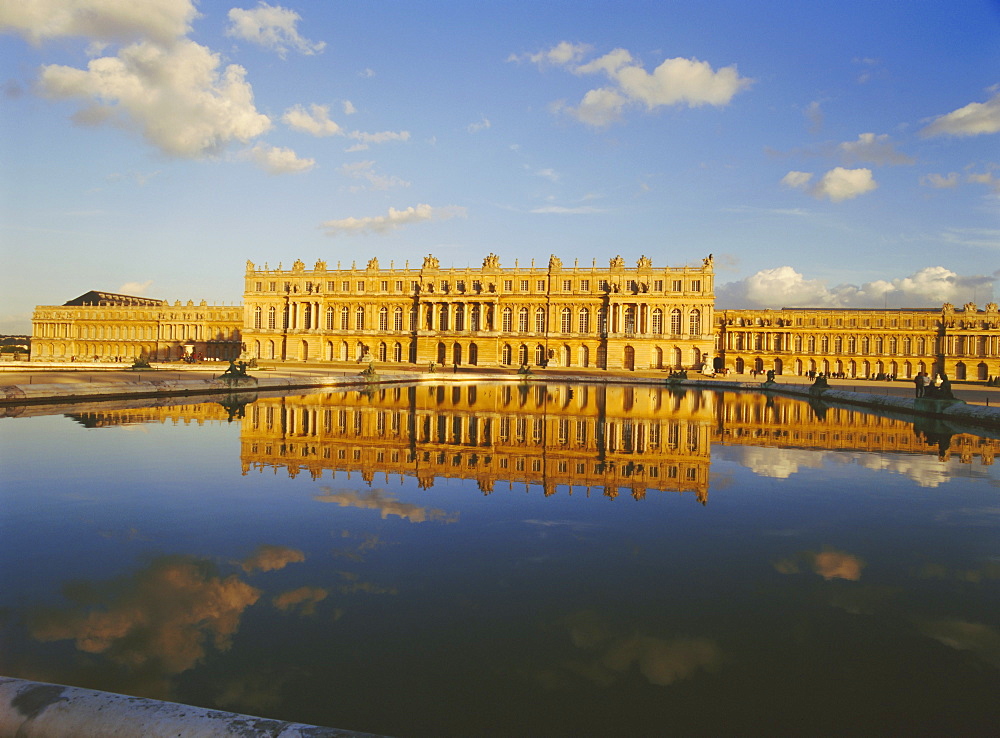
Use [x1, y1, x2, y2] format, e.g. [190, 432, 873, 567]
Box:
[63, 290, 165, 307]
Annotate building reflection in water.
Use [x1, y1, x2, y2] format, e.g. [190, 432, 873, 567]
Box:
[233, 383, 996, 501]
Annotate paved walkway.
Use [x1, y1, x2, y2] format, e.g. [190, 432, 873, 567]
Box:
[2, 363, 998, 406]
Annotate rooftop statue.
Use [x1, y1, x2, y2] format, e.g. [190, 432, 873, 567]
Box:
[483, 253, 500, 269]
[422, 254, 440, 270]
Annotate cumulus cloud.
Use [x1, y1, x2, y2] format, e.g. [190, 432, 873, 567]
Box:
[225, 2, 324, 57]
[248, 142, 314, 174]
[345, 129, 410, 151]
[717, 265, 995, 309]
[920, 172, 960, 189]
[239, 544, 305, 572]
[118, 280, 153, 295]
[29, 556, 260, 697]
[282, 103, 342, 136]
[467, 116, 491, 133]
[838, 133, 914, 166]
[921, 91, 1000, 138]
[339, 160, 409, 191]
[38, 39, 272, 158]
[782, 166, 876, 202]
[314, 487, 460, 522]
[0, 0, 197, 46]
[517, 41, 751, 127]
[320, 204, 465, 237]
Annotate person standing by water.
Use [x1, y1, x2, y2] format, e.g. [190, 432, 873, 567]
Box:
[914, 372, 925, 398]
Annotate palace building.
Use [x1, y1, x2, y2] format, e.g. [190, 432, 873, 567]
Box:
[28, 257, 1000, 381]
[30, 290, 243, 363]
[716, 302, 1000, 381]
[241, 253, 716, 371]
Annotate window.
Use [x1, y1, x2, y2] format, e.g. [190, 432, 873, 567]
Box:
[537, 280, 546, 291]
[562, 279, 572, 291]
[326, 281, 335, 291]
[627, 279, 637, 292]
[395, 280, 403, 292]
[411, 281, 419, 292]
[472, 280, 482, 292]
[672, 280, 682, 292]
[503, 279, 513, 291]
[520, 280, 529, 291]
[652, 308, 663, 334]
[441, 281, 449, 292]
[393, 307, 403, 331]
[502, 307, 513, 332]
[561, 307, 572, 333]
[340, 306, 350, 330]
[579, 307, 590, 333]
[380, 280, 389, 292]
[253, 306, 262, 328]
[670, 309, 682, 335]
[471, 305, 481, 331]
[357, 281, 365, 292]
[355, 306, 365, 330]
[455, 304, 465, 331]
[268, 307, 277, 329]
[457, 280, 466, 292]
[689, 309, 702, 336]
[518, 307, 529, 332]
[692, 280, 701, 292]
[654, 280, 663, 291]
[254, 282, 262, 292]
[580, 279, 590, 291]
[599, 279, 610, 291]
[379, 306, 389, 331]
[341, 281, 349, 291]
[269, 282, 276, 291]
[535, 308, 546, 333]
[326, 306, 334, 330]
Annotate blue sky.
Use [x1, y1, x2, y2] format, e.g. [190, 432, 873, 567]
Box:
[2, 0, 998, 333]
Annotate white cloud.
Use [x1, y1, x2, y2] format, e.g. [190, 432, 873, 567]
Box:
[38, 39, 271, 158]
[804, 100, 823, 133]
[118, 280, 153, 295]
[345, 129, 410, 151]
[521, 42, 751, 127]
[321, 203, 466, 236]
[920, 172, 959, 189]
[921, 91, 1000, 138]
[0, 0, 196, 46]
[967, 171, 1000, 194]
[281, 103, 342, 136]
[510, 41, 591, 67]
[249, 143, 314, 174]
[342, 100, 356, 115]
[467, 116, 490, 133]
[838, 133, 914, 166]
[783, 167, 876, 202]
[717, 265, 995, 309]
[225, 2, 324, 57]
[780, 171, 813, 189]
[339, 160, 409, 191]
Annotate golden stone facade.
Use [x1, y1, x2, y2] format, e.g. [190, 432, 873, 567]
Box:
[241, 254, 716, 370]
[717, 302, 1000, 380]
[30, 290, 243, 362]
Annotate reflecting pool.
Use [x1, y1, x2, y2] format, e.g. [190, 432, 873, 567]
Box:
[2, 383, 999, 736]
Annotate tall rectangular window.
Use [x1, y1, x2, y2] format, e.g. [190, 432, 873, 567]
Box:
[580, 279, 590, 291]
[562, 279, 572, 291]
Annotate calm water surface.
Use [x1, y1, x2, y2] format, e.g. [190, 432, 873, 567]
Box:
[1, 383, 999, 737]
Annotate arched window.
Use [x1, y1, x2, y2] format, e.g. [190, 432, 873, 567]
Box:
[470, 305, 481, 331]
[834, 336, 842, 353]
[561, 307, 572, 334]
[917, 337, 926, 355]
[652, 308, 663, 334]
[340, 306, 350, 330]
[303, 303, 312, 329]
[820, 336, 829, 353]
[579, 345, 589, 367]
[326, 306, 335, 330]
[888, 337, 897, 354]
[518, 307, 529, 332]
[379, 306, 389, 331]
[468, 342, 478, 365]
[438, 304, 449, 331]
[670, 309, 682, 335]
[268, 306, 277, 329]
[355, 306, 365, 330]
[502, 307, 513, 332]
[393, 342, 402, 361]
[807, 335, 816, 352]
[861, 336, 870, 354]
[455, 304, 465, 331]
[874, 337, 883, 354]
[624, 306, 636, 334]
[501, 343, 512, 365]
[579, 308, 590, 333]
[688, 309, 701, 336]
[535, 307, 546, 333]
[535, 344, 546, 365]
[393, 307, 403, 331]
[378, 342, 387, 361]
[253, 306, 262, 329]
[847, 335, 856, 353]
[518, 344, 529, 365]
